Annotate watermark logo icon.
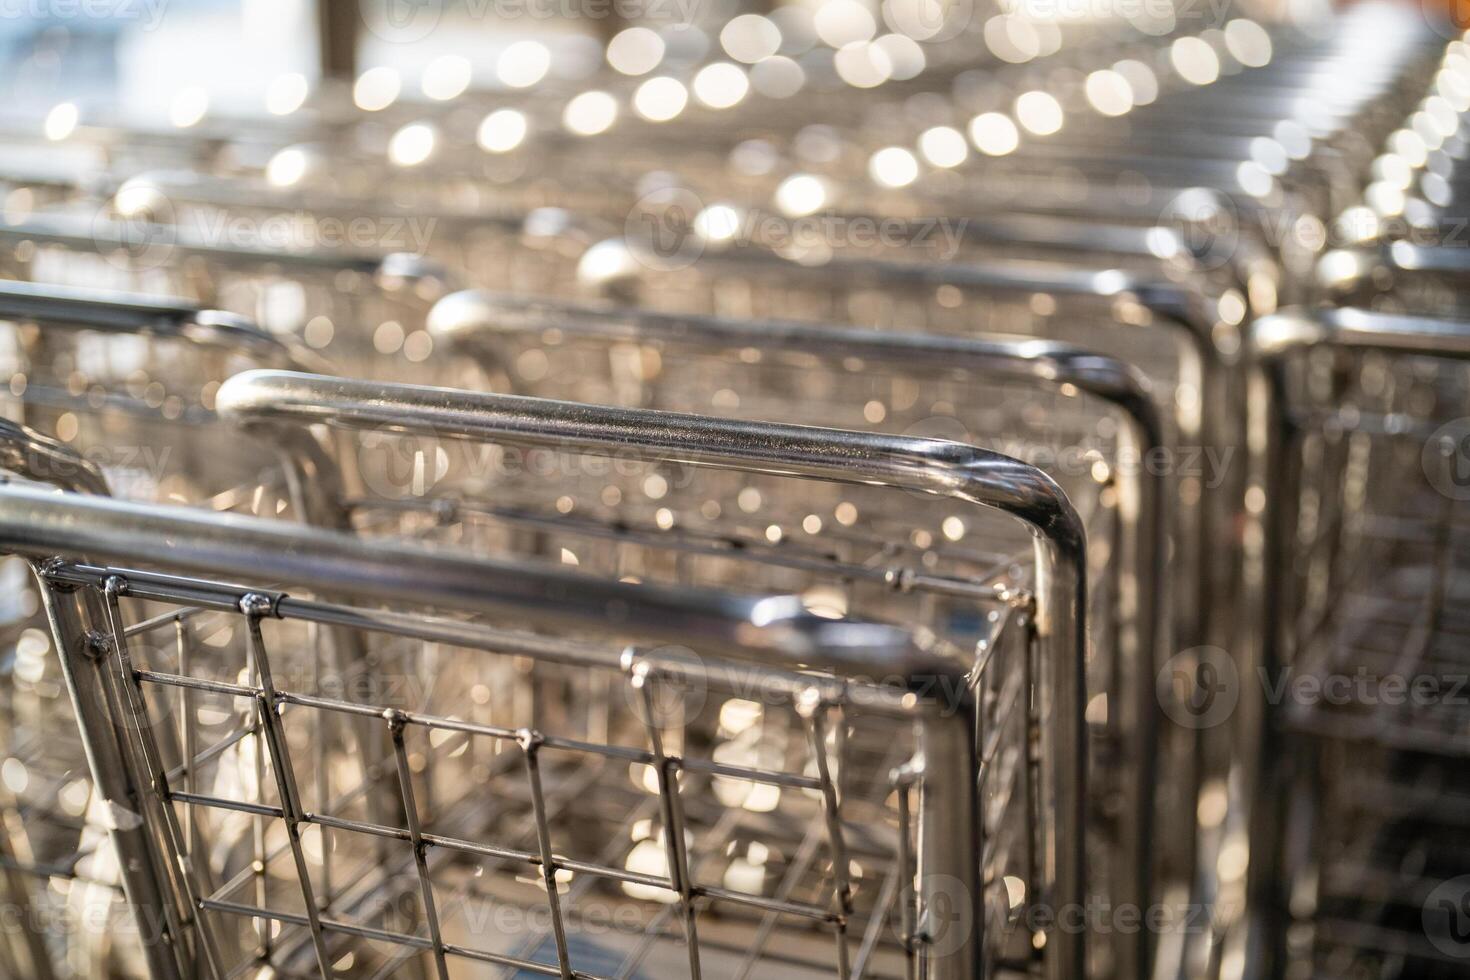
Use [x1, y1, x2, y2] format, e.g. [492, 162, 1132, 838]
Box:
[624, 186, 706, 272]
[1159, 188, 1239, 271]
[919, 873, 976, 957]
[95, 187, 177, 271]
[624, 645, 709, 727]
[1423, 417, 1470, 501]
[883, 0, 975, 42]
[1157, 645, 1238, 729]
[360, 0, 443, 43]
[1425, 875, 1470, 958]
[356, 425, 451, 499]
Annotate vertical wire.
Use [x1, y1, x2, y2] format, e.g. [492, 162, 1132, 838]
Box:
[99, 580, 227, 979]
[386, 710, 451, 980]
[240, 594, 333, 977]
[630, 660, 703, 980]
[518, 729, 575, 980]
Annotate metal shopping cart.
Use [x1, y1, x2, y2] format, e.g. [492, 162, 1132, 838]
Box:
[0, 246, 1105, 980]
[207, 371, 1089, 980]
[417, 291, 1179, 979]
[0, 278, 324, 508]
[0, 375, 1088, 979]
[586, 240, 1235, 660]
[1231, 308, 1470, 979]
[0, 197, 1168, 976]
[0, 7, 1455, 980]
[0, 189, 1245, 980]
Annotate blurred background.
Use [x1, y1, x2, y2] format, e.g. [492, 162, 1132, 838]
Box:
[0, 0, 1328, 129]
[0, 1, 1468, 980]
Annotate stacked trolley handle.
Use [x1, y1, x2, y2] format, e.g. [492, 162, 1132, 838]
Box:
[0, 3, 1464, 980]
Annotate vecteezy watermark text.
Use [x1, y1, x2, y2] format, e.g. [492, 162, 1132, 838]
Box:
[625, 187, 970, 271]
[360, 0, 697, 44]
[992, 440, 1238, 489]
[98, 196, 438, 270]
[185, 210, 437, 255]
[1009, 0, 1235, 27]
[0, 0, 167, 28]
[1159, 646, 1469, 730]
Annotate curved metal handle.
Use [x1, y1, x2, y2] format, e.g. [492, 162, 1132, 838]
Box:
[217, 368, 1086, 548]
[0, 417, 109, 494]
[216, 367, 1088, 980]
[1254, 305, 1470, 358]
[658, 225, 1236, 716]
[597, 243, 1226, 594]
[0, 279, 330, 370]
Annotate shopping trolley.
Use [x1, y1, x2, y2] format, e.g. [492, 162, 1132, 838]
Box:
[0, 375, 1088, 979]
[207, 370, 1089, 980]
[0, 196, 1169, 972]
[0, 186, 1172, 975]
[1, 167, 1240, 634]
[548, 239, 1250, 980]
[0, 230, 1105, 980]
[583, 240, 1234, 648]
[1231, 308, 1470, 979]
[418, 289, 1178, 978]
[67, 153, 1285, 476]
[140, 202, 1252, 975]
[0, 14, 1447, 980]
[81, 158, 1280, 358]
